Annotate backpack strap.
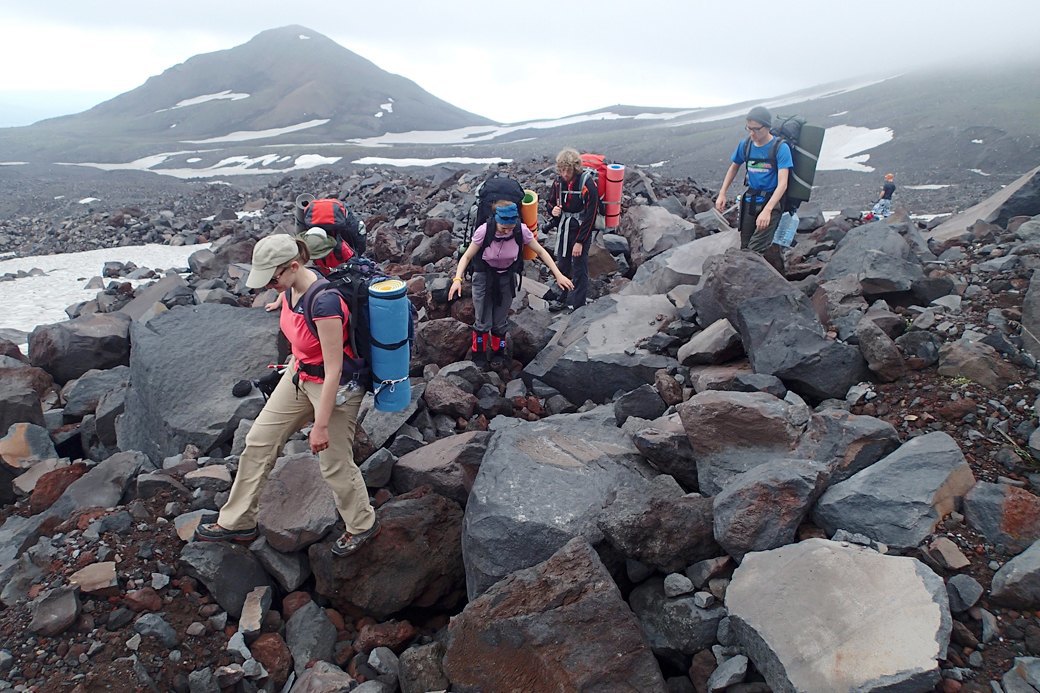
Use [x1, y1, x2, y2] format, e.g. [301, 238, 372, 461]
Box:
[301, 277, 362, 372]
[742, 137, 753, 188]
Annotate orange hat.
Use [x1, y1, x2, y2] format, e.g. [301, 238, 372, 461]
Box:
[885, 173, 894, 181]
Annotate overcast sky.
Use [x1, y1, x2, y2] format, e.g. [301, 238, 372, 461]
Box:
[2, 1, 1038, 128]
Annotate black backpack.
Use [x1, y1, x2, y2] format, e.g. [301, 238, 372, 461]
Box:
[301, 257, 413, 394]
[299, 198, 368, 256]
[463, 172, 525, 248]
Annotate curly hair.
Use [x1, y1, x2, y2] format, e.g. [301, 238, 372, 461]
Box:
[555, 148, 582, 175]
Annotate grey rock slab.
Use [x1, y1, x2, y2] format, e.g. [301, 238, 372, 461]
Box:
[258, 454, 338, 553]
[178, 541, 275, 618]
[391, 430, 490, 506]
[726, 538, 950, 693]
[248, 536, 310, 593]
[134, 613, 179, 648]
[677, 391, 807, 495]
[707, 654, 748, 691]
[712, 459, 828, 562]
[285, 600, 337, 678]
[624, 230, 739, 296]
[678, 318, 744, 367]
[28, 587, 80, 636]
[631, 413, 699, 490]
[116, 304, 277, 463]
[947, 574, 984, 612]
[463, 406, 658, 597]
[522, 294, 678, 405]
[992, 540, 1040, 609]
[813, 432, 976, 548]
[793, 408, 900, 486]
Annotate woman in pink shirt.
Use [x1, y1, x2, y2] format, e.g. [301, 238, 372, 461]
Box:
[449, 201, 573, 368]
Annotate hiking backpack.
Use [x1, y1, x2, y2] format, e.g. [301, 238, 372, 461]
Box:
[741, 115, 824, 213]
[300, 198, 368, 256]
[463, 172, 525, 248]
[301, 256, 414, 395]
[577, 153, 609, 216]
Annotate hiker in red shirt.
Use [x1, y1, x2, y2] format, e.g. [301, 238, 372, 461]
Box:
[196, 234, 380, 557]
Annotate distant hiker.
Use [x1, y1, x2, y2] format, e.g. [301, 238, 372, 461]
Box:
[546, 148, 600, 312]
[196, 234, 380, 557]
[871, 173, 896, 219]
[715, 106, 792, 273]
[449, 201, 573, 368]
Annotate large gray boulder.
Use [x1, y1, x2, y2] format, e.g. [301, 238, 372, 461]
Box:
[727, 539, 950, 693]
[616, 205, 698, 267]
[792, 409, 901, 486]
[677, 391, 807, 495]
[819, 223, 925, 296]
[813, 432, 976, 548]
[444, 537, 666, 693]
[28, 313, 132, 385]
[691, 249, 799, 328]
[116, 304, 278, 463]
[963, 482, 1040, 554]
[258, 455, 339, 553]
[733, 292, 868, 401]
[623, 230, 739, 296]
[178, 542, 276, 619]
[61, 366, 131, 420]
[463, 407, 657, 597]
[523, 295, 678, 405]
[712, 459, 828, 561]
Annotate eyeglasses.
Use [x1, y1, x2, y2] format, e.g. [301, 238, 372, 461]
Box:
[746, 125, 768, 133]
[267, 264, 291, 287]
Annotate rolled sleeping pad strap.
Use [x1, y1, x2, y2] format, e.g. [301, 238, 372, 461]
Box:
[604, 164, 625, 229]
[521, 190, 538, 260]
[787, 124, 825, 203]
[368, 279, 412, 412]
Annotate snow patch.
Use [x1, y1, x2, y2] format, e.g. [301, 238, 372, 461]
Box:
[644, 161, 668, 168]
[380, 101, 393, 114]
[0, 161, 27, 166]
[374, 112, 384, 118]
[78, 197, 100, 204]
[155, 90, 250, 113]
[972, 139, 984, 144]
[299, 34, 311, 40]
[65, 152, 340, 179]
[170, 123, 177, 128]
[817, 125, 894, 173]
[186, 157, 202, 163]
[829, 111, 849, 117]
[181, 119, 329, 144]
[905, 184, 951, 190]
[351, 156, 512, 167]
[969, 168, 991, 176]
[0, 243, 210, 340]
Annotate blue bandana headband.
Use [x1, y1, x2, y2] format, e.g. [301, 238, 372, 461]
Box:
[495, 203, 519, 225]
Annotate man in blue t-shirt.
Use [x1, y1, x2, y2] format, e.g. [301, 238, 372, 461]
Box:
[715, 106, 793, 272]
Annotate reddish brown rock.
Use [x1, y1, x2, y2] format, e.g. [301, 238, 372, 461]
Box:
[30, 464, 89, 514]
[251, 633, 292, 688]
[310, 487, 465, 620]
[124, 588, 162, 613]
[281, 592, 312, 621]
[444, 537, 666, 692]
[353, 619, 418, 654]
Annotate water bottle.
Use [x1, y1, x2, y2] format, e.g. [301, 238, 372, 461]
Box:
[773, 212, 799, 247]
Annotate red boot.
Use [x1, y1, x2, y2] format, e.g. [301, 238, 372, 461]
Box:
[488, 332, 507, 369]
[471, 329, 488, 367]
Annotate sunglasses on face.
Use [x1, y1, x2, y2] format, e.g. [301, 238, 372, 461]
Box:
[267, 264, 290, 287]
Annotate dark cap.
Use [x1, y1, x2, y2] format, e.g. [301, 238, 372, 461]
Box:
[746, 106, 772, 128]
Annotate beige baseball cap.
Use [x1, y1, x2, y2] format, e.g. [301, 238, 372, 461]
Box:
[246, 234, 299, 288]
